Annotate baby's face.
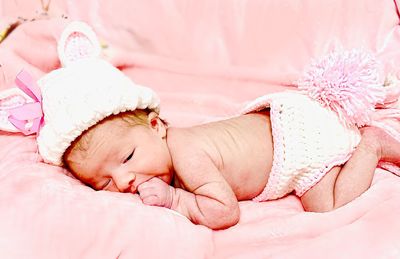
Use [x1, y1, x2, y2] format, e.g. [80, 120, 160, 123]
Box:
[67, 114, 173, 193]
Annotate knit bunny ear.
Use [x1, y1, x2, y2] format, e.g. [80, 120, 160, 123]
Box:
[0, 88, 31, 132]
[0, 70, 44, 135]
[57, 21, 101, 67]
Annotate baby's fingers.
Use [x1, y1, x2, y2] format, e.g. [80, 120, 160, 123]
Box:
[141, 195, 161, 206]
[138, 185, 160, 204]
[137, 182, 156, 195]
[138, 184, 155, 197]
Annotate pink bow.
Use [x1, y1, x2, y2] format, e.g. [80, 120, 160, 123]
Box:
[8, 70, 44, 135]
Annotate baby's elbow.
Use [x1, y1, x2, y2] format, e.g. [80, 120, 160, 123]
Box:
[206, 203, 240, 230]
[223, 205, 240, 229]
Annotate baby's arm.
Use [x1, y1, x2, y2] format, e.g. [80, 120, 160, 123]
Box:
[138, 155, 240, 230]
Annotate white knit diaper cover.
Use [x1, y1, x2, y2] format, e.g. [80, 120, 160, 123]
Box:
[242, 91, 361, 201]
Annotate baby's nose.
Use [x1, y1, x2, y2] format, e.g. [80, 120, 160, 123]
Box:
[115, 172, 136, 193]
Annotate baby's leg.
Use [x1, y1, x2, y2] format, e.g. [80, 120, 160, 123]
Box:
[301, 166, 341, 212]
[301, 127, 400, 212]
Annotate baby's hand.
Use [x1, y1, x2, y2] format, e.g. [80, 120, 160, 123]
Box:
[137, 177, 173, 209]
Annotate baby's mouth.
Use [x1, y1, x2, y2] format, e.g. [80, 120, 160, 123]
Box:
[129, 184, 137, 194]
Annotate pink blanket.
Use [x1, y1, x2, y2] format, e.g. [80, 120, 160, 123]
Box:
[1, 1, 400, 258]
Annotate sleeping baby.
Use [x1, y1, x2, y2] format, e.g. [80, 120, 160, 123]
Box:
[2, 22, 400, 230]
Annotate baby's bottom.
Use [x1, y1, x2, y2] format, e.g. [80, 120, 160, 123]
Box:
[301, 127, 400, 212]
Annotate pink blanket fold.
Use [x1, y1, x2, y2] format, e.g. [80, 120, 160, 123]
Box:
[1, 1, 400, 258]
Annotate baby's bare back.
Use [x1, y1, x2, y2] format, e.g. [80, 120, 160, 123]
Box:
[167, 111, 274, 200]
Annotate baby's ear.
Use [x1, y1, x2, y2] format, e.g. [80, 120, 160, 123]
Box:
[148, 112, 167, 138]
[0, 88, 30, 133]
[57, 21, 101, 67]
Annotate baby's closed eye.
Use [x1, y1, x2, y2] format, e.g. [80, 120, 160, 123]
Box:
[100, 178, 112, 190]
[123, 149, 135, 163]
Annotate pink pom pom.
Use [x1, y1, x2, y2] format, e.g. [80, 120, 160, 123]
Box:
[298, 49, 386, 127]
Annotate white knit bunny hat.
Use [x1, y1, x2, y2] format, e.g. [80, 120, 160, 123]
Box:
[0, 21, 160, 166]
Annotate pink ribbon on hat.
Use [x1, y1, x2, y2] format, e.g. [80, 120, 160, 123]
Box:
[8, 70, 44, 135]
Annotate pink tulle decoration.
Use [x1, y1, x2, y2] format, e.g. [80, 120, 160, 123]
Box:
[298, 49, 386, 127]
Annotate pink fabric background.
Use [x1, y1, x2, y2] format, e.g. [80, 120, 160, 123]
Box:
[1, 1, 400, 258]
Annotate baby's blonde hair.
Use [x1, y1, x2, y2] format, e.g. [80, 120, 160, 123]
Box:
[63, 109, 154, 171]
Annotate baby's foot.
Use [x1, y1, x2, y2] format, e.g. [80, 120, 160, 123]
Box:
[359, 127, 400, 164]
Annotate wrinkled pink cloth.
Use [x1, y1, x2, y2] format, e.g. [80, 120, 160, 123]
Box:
[1, 1, 400, 258]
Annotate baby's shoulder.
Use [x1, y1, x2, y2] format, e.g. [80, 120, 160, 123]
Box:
[167, 127, 208, 160]
[167, 127, 217, 173]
